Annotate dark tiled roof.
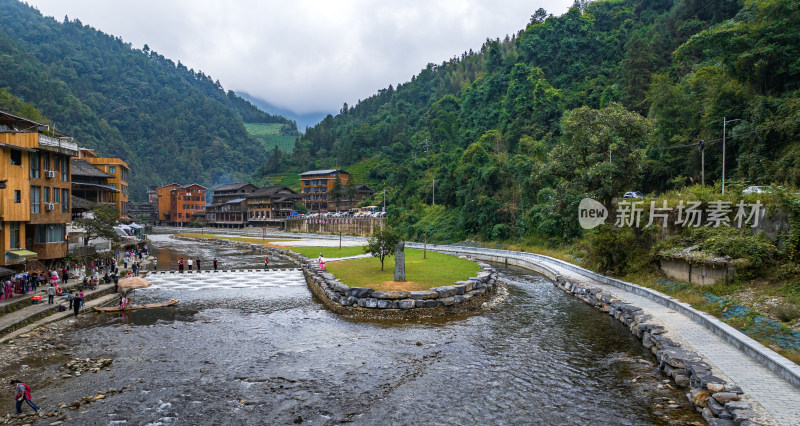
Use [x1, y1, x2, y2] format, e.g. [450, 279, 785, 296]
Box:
[71, 159, 113, 178]
[71, 195, 97, 210]
[355, 184, 374, 193]
[213, 182, 255, 192]
[247, 185, 298, 198]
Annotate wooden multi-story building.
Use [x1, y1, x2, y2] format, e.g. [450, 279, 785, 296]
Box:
[299, 169, 350, 213]
[169, 184, 207, 225]
[78, 148, 130, 218]
[1, 111, 77, 268]
[247, 186, 302, 226]
[206, 183, 258, 228]
[70, 158, 119, 206]
[155, 183, 180, 223]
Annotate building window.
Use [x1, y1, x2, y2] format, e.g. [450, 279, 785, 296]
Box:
[29, 152, 40, 178]
[10, 149, 22, 166]
[62, 189, 69, 213]
[61, 157, 69, 181]
[14, 190, 21, 203]
[30, 186, 40, 213]
[54, 188, 60, 204]
[9, 222, 20, 249]
[34, 224, 65, 244]
[109, 165, 117, 174]
[43, 186, 50, 203]
[42, 152, 50, 171]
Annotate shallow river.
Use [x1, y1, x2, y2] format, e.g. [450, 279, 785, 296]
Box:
[10, 234, 703, 425]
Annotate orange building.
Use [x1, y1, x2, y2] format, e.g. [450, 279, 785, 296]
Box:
[170, 184, 206, 225]
[77, 148, 130, 218]
[1, 111, 77, 267]
[299, 169, 350, 213]
[155, 183, 180, 223]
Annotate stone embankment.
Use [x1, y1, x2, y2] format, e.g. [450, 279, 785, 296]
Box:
[296, 256, 500, 320]
[553, 272, 760, 425]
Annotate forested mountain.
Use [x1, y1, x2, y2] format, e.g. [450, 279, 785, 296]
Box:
[283, 0, 800, 242]
[0, 0, 297, 200]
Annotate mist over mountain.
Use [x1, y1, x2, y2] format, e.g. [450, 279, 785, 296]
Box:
[237, 92, 329, 133]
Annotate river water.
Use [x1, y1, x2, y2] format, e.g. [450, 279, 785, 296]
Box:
[8, 234, 702, 425]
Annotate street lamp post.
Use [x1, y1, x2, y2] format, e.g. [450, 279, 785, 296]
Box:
[722, 117, 741, 195]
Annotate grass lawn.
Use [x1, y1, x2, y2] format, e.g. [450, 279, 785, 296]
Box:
[284, 246, 367, 258]
[325, 249, 481, 291]
[177, 233, 286, 245]
[244, 122, 298, 153]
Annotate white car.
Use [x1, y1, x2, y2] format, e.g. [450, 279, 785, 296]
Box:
[623, 191, 644, 199]
[743, 186, 773, 194]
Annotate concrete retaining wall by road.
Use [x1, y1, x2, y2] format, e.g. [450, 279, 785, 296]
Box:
[285, 217, 385, 237]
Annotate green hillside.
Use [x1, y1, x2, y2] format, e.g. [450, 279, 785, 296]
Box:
[274, 0, 800, 243]
[0, 0, 297, 200]
[244, 123, 299, 153]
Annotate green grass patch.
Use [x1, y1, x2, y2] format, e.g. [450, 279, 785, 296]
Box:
[264, 172, 301, 191]
[325, 249, 482, 291]
[244, 122, 298, 153]
[345, 157, 382, 187]
[284, 246, 366, 258]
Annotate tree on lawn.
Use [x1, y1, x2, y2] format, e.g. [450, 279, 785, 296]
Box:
[363, 226, 402, 271]
[74, 204, 122, 246]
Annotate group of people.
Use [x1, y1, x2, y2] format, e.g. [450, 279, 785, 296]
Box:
[177, 257, 219, 272]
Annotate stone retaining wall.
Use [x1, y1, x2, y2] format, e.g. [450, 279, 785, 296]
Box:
[299, 255, 500, 320]
[553, 274, 761, 425]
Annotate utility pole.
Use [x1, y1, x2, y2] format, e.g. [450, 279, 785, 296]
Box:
[722, 117, 741, 194]
[432, 179, 436, 206]
[698, 140, 706, 187]
[383, 187, 386, 212]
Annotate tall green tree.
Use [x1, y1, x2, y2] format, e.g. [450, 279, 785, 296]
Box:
[74, 205, 122, 246]
[363, 226, 402, 271]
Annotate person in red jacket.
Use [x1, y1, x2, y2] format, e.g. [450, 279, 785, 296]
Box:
[10, 380, 40, 414]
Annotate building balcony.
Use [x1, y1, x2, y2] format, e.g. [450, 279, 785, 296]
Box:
[31, 242, 68, 260]
[39, 134, 79, 156]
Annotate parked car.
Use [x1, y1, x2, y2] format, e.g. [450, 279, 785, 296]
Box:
[742, 186, 774, 194]
[623, 191, 645, 199]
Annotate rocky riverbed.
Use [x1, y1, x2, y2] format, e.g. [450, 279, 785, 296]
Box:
[0, 235, 704, 424]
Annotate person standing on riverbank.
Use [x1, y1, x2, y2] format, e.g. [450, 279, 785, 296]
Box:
[10, 380, 40, 415]
[47, 284, 55, 304]
[187, 258, 193, 272]
[178, 258, 184, 273]
[213, 258, 218, 271]
[153, 257, 158, 271]
[264, 257, 269, 270]
[196, 258, 201, 271]
[73, 292, 82, 316]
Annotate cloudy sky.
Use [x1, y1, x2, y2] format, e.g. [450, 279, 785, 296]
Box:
[27, 0, 574, 115]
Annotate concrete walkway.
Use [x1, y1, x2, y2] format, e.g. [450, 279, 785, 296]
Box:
[1, 292, 119, 343]
[546, 261, 800, 426]
[0, 280, 118, 340]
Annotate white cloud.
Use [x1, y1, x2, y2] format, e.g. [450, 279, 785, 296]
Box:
[26, 0, 573, 114]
